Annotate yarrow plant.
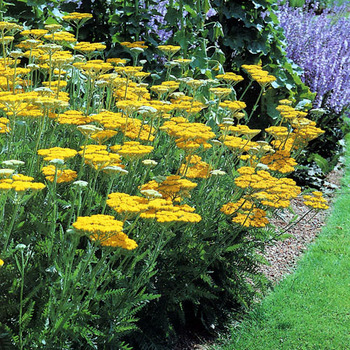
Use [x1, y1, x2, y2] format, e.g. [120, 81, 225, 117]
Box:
[0, 8, 329, 349]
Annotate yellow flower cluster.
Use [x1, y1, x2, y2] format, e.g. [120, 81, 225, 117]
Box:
[303, 191, 329, 210]
[37, 147, 77, 161]
[90, 129, 118, 144]
[0, 117, 9, 133]
[179, 155, 212, 179]
[62, 12, 93, 22]
[90, 111, 155, 141]
[223, 125, 261, 139]
[106, 57, 128, 66]
[141, 175, 197, 202]
[158, 45, 181, 56]
[57, 110, 92, 125]
[241, 64, 276, 87]
[151, 81, 180, 96]
[107, 192, 201, 223]
[42, 165, 77, 183]
[154, 205, 201, 223]
[216, 72, 244, 84]
[292, 119, 325, 144]
[0, 173, 45, 193]
[170, 96, 207, 114]
[120, 41, 148, 49]
[111, 141, 154, 159]
[107, 192, 149, 215]
[234, 166, 301, 208]
[260, 150, 297, 173]
[72, 214, 137, 250]
[20, 29, 48, 38]
[276, 104, 307, 120]
[74, 42, 106, 53]
[44, 31, 77, 43]
[220, 100, 247, 114]
[114, 65, 144, 78]
[74, 60, 113, 78]
[221, 198, 269, 228]
[265, 126, 289, 141]
[223, 136, 259, 153]
[160, 117, 215, 150]
[209, 87, 232, 99]
[79, 145, 123, 170]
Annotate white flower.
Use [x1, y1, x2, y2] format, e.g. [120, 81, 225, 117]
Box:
[103, 166, 128, 175]
[210, 170, 226, 176]
[2, 160, 25, 168]
[0, 168, 15, 177]
[140, 189, 162, 198]
[142, 159, 158, 166]
[49, 159, 65, 165]
[72, 180, 89, 187]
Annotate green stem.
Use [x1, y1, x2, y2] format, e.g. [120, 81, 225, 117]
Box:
[17, 251, 25, 350]
[3, 201, 20, 253]
[247, 86, 264, 122]
[101, 178, 114, 214]
[239, 80, 253, 101]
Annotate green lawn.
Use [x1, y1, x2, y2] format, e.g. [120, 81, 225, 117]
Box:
[211, 133, 350, 350]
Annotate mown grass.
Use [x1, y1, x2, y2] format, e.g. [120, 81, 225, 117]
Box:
[210, 134, 350, 349]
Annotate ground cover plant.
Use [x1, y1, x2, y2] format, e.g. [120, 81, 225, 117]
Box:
[209, 132, 350, 350]
[0, 6, 330, 350]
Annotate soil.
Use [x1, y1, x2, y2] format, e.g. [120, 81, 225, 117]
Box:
[174, 163, 344, 350]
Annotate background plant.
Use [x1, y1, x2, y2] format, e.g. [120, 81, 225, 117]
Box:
[276, 0, 350, 186]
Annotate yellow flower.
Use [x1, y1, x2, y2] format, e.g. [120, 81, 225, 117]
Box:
[20, 29, 48, 39]
[261, 150, 297, 173]
[62, 12, 93, 22]
[209, 87, 232, 99]
[111, 141, 154, 159]
[42, 165, 77, 183]
[141, 175, 197, 202]
[221, 198, 269, 228]
[72, 214, 137, 250]
[303, 191, 329, 210]
[74, 42, 106, 53]
[216, 72, 244, 85]
[90, 129, 118, 144]
[44, 31, 77, 43]
[179, 155, 212, 179]
[38, 147, 78, 161]
[57, 110, 91, 125]
[107, 192, 149, 215]
[158, 45, 181, 58]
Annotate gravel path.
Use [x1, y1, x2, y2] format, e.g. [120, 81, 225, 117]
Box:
[259, 165, 343, 283]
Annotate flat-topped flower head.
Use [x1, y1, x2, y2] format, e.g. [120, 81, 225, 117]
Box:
[209, 87, 232, 99]
[62, 12, 93, 24]
[38, 147, 78, 162]
[107, 192, 149, 215]
[216, 72, 244, 85]
[303, 191, 329, 210]
[42, 165, 77, 183]
[3, 173, 46, 193]
[72, 214, 137, 250]
[111, 141, 154, 159]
